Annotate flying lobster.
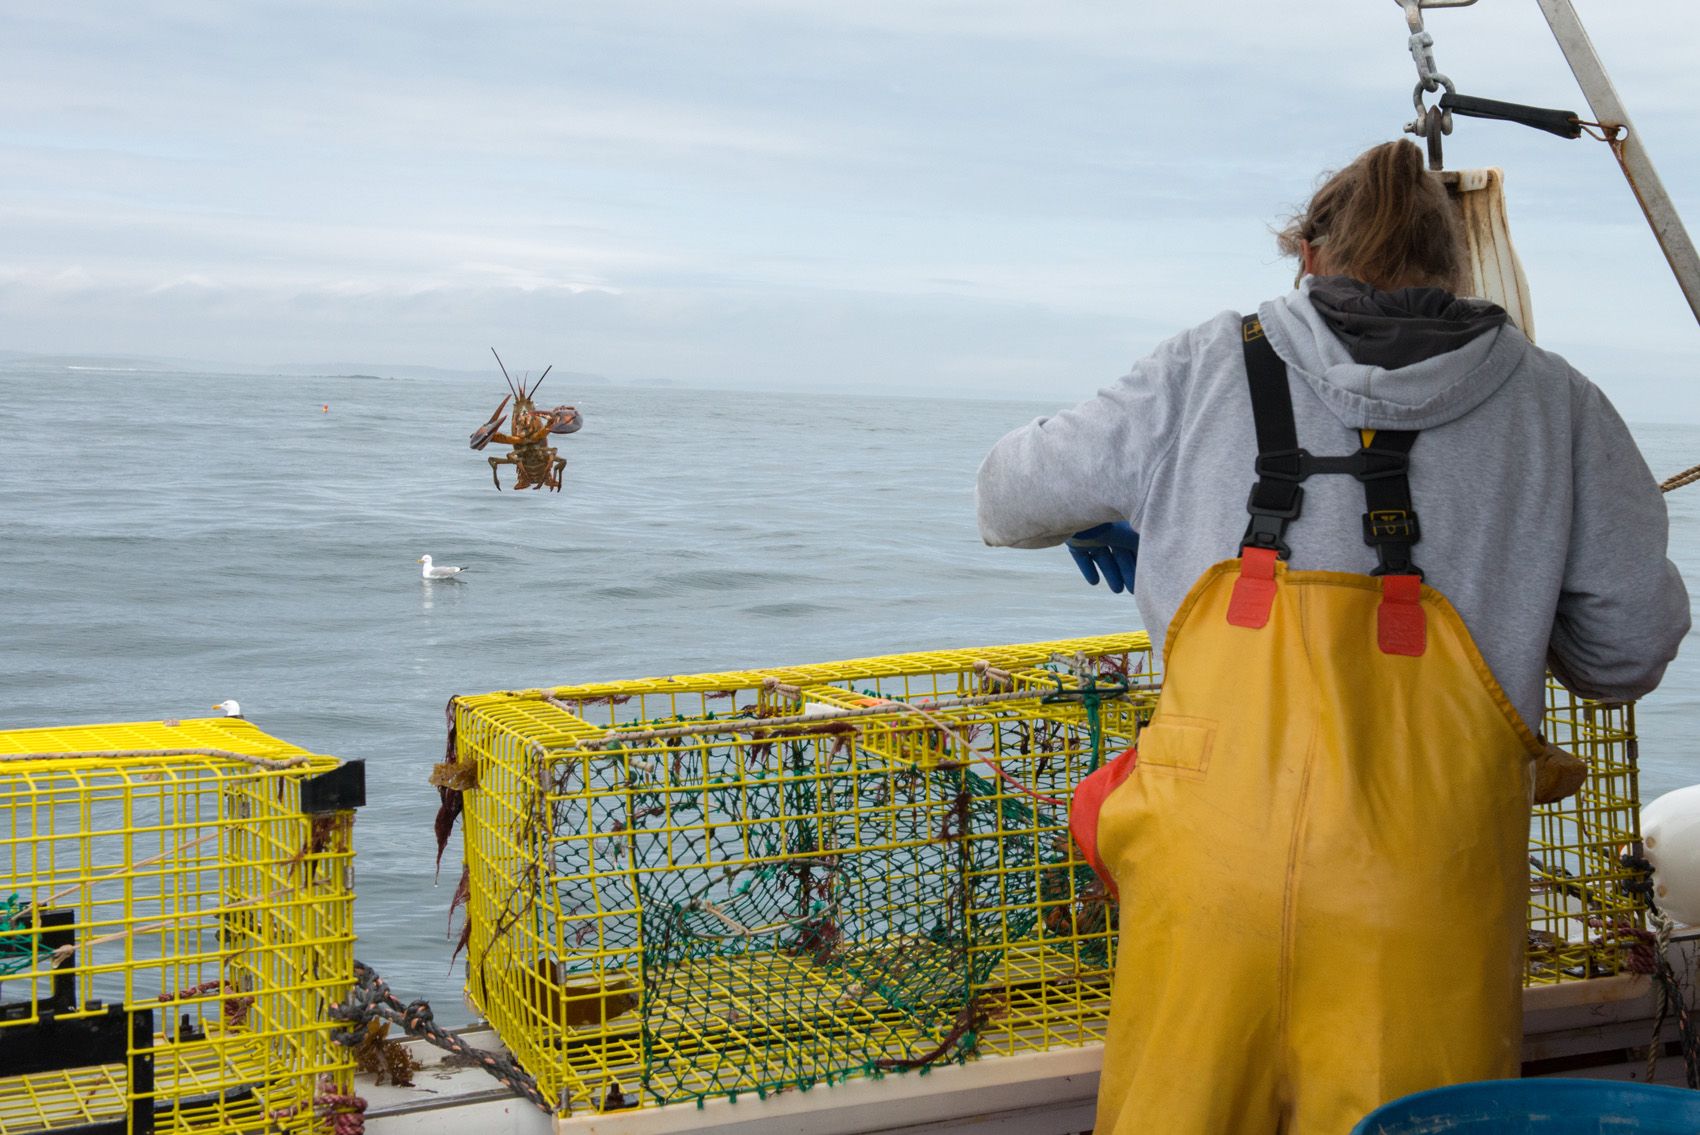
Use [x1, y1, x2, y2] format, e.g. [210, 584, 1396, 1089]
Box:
[469, 349, 584, 491]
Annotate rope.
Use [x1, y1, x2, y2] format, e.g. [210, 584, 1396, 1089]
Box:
[564, 679, 1131, 750]
[1634, 910, 1700, 1087]
[671, 858, 845, 940]
[332, 960, 557, 1115]
[2, 833, 236, 976]
[566, 689, 1008, 748]
[871, 998, 984, 1071]
[549, 668, 1134, 816]
[315, 1076, 369, 1135]
[886, 694, 1069, 808]
[269, 1075, 367, 1135]
[44, 831, 220, 908]
[0, 747, 310, 771]
[51, 885, 295, 964]
[1661, 463, 1700, 494]
[157, 979, 254, 1029]
[1040, 672, 1128, 775]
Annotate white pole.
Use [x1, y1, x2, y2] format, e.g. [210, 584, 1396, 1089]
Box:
[1536, 0, 1700, 326]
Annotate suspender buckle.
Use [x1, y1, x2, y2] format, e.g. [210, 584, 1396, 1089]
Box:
[1353, 447, 1412, 481]
[1243, 484, 1301, 559]
[1363, 508, 1420, 543]
[1370, 556, 1425, 580]
[1254, 448, 1309, 481]
[1364, 508, 1425, 578]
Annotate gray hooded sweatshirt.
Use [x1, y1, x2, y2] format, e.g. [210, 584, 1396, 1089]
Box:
[976, 277, 1689, 731]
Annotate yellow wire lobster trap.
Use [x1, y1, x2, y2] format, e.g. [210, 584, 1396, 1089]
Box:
[1527, 689, 1647, 984]
[0, 717, 363, 1135]
[447, 633, 1647, 1115]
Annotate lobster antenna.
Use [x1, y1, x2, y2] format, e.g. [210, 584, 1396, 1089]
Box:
[491, 348, 518, 399]
[530, 364, 552, 398]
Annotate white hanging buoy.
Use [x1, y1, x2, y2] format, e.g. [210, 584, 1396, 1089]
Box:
[1641, 785, 1700, 925]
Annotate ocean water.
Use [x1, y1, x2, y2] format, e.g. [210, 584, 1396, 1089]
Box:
[4, 366, 1700, 1020]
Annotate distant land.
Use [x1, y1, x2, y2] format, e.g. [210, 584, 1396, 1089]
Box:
[261, 361, 614, 385]
[0, 350, 614, 386]
[0, 350, 1017, 403]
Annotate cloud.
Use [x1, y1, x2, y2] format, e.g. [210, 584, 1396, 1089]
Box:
[0, 1, 1696, 414]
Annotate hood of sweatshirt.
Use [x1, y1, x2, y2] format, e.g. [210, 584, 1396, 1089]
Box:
[1308, 275, 1508, 367]
[1259, 275, 1531, 432]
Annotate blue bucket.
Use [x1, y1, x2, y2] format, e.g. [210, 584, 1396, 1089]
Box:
[1352, 1079, 1700, 1134]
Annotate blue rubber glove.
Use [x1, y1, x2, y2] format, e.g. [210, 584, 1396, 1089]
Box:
[1066, 522, 1140, 595]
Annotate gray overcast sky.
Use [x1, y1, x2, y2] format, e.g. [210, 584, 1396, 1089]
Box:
[3, 2, 1698, 417]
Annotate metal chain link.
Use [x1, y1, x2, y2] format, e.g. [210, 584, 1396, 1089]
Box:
[332, 960, 558, 1114]
[1400, 0, 1455, 141]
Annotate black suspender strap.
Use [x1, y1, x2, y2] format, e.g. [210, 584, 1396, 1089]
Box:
[1241, 316, 1303, 558]
[1358, 430, 1422, 577]
[1238, 313, 1424, 577]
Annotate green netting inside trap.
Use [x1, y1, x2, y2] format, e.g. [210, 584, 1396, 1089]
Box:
[510, 669, 1134, 1109]
[0, 895, 35, 977]
[622, 738, 994, 1104]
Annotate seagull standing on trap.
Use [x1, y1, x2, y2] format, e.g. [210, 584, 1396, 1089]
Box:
[419, 555, 470, 581]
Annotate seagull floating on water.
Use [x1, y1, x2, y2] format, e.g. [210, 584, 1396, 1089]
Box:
[213, 700, 243, 718]
[419, 555, 470, 580]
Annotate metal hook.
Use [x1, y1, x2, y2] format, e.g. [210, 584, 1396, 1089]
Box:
[1424, 106, 1445, 170]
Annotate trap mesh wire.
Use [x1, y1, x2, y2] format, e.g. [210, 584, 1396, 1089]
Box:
[0, 717, 358, 1135]
[452, 634, 1645, 1116]
[454, 634, 1148, 1112]
[1527, 689, 1645, 983]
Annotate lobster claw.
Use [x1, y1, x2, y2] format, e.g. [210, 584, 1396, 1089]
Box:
[546, 406, 583, 436]
[469, 396, 511, 451]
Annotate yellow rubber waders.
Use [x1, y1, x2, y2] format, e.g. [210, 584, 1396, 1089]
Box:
[1092, 555, 1541, 1134]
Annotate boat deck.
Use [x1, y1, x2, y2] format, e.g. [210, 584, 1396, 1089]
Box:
[362, 936, 1700, 1135]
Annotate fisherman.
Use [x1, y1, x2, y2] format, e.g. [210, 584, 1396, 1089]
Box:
[976, 139, 1689, 1134]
